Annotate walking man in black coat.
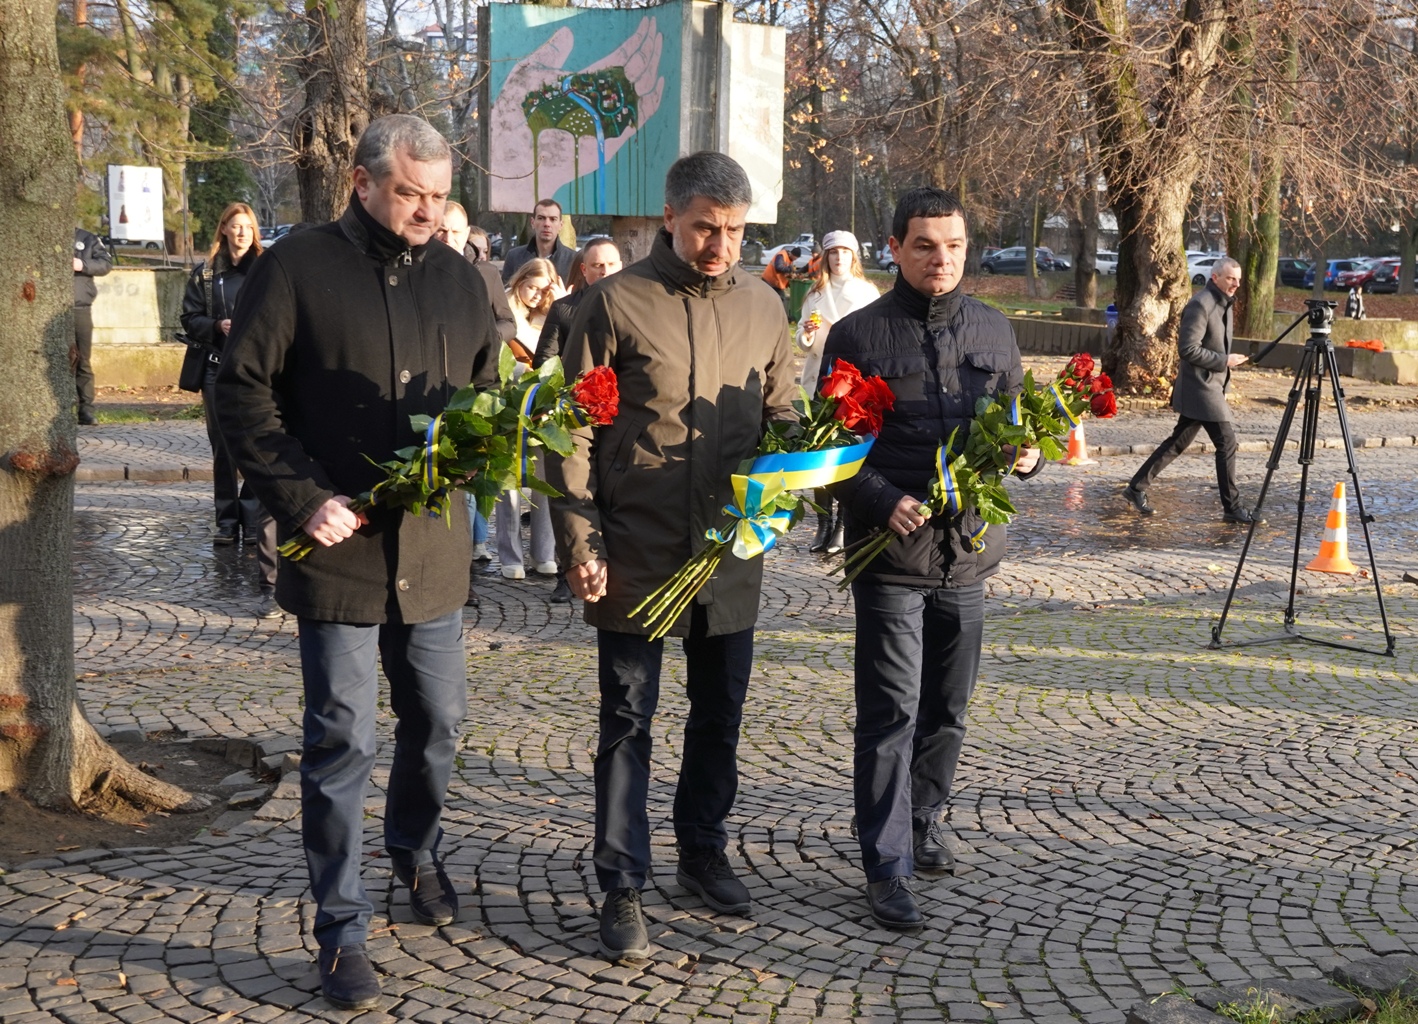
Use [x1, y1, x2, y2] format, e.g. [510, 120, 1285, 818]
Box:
[1123, 257, 1259, 523]
[824, 187, 1041, 930]
[215, 115, 499, 1010]
[72, 227, 112, 425]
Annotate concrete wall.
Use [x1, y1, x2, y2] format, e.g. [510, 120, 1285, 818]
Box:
[91, 267, 187, 389]
[1008, 315, 1109, 357]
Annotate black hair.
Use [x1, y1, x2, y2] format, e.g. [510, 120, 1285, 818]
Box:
[891, 187, 967, 243]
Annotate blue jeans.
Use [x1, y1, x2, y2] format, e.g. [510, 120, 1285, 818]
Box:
[594, 605, 754, 892]
[851, 582, 984, 881]
[297, 610, 467, 949]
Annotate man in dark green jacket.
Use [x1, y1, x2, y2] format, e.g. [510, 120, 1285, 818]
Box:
[215, 115, 498, 1010]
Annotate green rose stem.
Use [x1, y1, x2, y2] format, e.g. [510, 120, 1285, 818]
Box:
[830, 507, 935, 590]
[629, 541, 726, 641]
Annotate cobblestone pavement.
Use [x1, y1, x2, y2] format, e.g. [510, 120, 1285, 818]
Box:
[2, 415, 1415, 1024]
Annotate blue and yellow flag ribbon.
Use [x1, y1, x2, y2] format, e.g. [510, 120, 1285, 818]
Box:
[1004, 393, 1024, 474]
[1049, 381, 1081, 427]
[935, 445, 988, 552]
[708, 473, 795, 560]
[742, 437, 874, 491]
[515, 383, 542, 485]
[424, 414, 443, 488]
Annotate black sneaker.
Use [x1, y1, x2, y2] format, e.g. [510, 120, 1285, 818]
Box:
[391, 858, 457, 926]
[1122, 485, 1155, 516]
[549, 576, 573, 604]
[598, 887, 650, 960]
[913, 819, 955, 874]
[254, 590, 281, 619]
[318, 944, 381, 1010]
[676, 847, 751, 914]
[213, 523, 239, 546]
[866, 876, 923, 930]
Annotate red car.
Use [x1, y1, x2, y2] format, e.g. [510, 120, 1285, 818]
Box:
[1335, 259, 1379, 291]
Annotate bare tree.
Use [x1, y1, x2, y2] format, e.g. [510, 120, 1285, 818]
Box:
[0, 0, 207, 816]
[295, 0, 371, 222]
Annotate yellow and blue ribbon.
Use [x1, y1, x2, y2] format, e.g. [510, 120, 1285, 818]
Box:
[515, 383, 541, 485]
[742, 437, 874, 491]
[1004, 393, 1024, 474]
[708, 473, 795, 559]
[935, 445, 988, 552]
[1049, 381, 1081, 427]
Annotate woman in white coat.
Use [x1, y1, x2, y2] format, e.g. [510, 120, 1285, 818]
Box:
[796, 230, 880, 553]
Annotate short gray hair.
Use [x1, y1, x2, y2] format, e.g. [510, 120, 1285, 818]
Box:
[1212, 256, 1241, 277]
[664, 152, 752, 213]
[354, 115, 451, 181]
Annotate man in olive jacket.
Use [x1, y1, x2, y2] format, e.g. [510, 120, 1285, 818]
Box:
[214, 116, 498, 1010]
[546, 153, 796, 960]
[1123, 258, 1256, 523]
[824, 187, 1042, 931]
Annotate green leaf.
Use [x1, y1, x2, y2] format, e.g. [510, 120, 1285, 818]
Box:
[524, 475, 564, 498]
[498, 344, 517, 385]
[533, 421, 575, 455]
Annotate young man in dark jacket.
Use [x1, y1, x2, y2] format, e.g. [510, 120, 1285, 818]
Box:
[214, 115, 499, 1010]
[72, 227, 112, 425]
[824, 187, 1042, 930]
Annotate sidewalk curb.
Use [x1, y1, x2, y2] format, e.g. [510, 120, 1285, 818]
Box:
[77, 465, 214, 482]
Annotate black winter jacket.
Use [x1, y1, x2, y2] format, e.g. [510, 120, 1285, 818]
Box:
[180, 249, 259, 384]
[824, 275, 1032, 588]
[73, 228, 113, 307]
[531, 289, 587, 369]
[214, 196, 500, 624]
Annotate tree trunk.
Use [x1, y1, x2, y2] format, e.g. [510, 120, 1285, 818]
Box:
[1070, 193, 1099, 310]
[0, 0, 207, 815]
[1401, 223, 1416, 298]
[1024, 197, 1041, 298]
[295, 0, 370, 224]
[68, 0, 88, 167]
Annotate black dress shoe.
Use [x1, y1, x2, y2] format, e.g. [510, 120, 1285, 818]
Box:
[1223, 507, 1265, 525]
[549, 575, 573, 604]
[392, 858, 457, 926]
[824, 516, 846, 555]
[1122, 485, 1155, 516]
[808, 513, 833, 553]
[213, 522, 239, 546]
[465, 585, 480, 608]
[77, 408, 98, 426]
[866, 876, 923, 930]
[318, 945, 381, 1010]
[913, 819, 955, 874]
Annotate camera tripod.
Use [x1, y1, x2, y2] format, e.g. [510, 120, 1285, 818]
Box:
[1210, 299, 1395, 656]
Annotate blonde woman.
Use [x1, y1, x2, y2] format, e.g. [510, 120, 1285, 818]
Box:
[504, 257, 564, 367]
[795, 230, 880, 553]
[497, 257, 565, 579]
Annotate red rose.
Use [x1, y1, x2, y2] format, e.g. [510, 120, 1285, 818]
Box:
[833, 393, 879, 434]
[1090, 390, 1117, 418]
[1066, 353, 1095, 378]
[819, 360, 865, 400]
[1090, 372, 1113, 394]
[571, 366, 619, 426]
[851, 375, 896, 417]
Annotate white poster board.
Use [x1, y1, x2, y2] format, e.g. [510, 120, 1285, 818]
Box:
[721, 19, 785, 223]
[106, 165, 165, 242]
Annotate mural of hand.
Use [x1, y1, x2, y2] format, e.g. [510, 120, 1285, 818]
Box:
[489, 16, 665, 213]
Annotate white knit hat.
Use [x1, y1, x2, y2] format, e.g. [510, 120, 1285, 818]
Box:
[821, 230, 859, 254]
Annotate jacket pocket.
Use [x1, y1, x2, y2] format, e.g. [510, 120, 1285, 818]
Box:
[962, 349, 1012, 403]
[597, 411, 651, 508]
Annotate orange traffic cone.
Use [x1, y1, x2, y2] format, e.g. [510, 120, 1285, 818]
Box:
[1064, 422, 1097, 465]
[1306, 483, 1358, 574]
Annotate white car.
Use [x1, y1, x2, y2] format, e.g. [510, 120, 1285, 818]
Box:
[760, 243, 813, 271]
[1187, 253, 1225, 286]
[1095, 251, 1119, 275]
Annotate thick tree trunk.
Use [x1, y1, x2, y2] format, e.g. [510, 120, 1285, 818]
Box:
[0, 1, 207, 815]
[295, 0, 370, 223]
[68, 0, 88, 166]
[1070, 184, 1099, 309]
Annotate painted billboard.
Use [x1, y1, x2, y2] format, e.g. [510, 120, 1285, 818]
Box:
[106, 165, 165, 243]
[482, 0, 784, 221]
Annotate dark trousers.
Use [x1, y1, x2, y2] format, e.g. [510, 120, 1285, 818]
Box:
[851, 581, 984, 882]
[297, 610, 467, 949]
[594, 605, 754, 892]
[1130, 415, 1241, 512]
[202, 375, 240, 521]
[74, 305, 95, 412]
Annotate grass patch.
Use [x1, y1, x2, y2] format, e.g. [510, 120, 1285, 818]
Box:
[95, 403, 204, 424]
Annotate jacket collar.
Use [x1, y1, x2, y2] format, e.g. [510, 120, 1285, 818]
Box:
[1205, 280, 1235, 310]
[893, 273, 962, 327]
[649, 228, 738, 297]
[338, 193, 426, 266]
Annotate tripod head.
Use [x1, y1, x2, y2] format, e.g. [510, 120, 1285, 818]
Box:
[1305, 299, 1337, 335]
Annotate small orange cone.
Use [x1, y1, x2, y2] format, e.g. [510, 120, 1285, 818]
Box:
[1306, 483, 1358, 574]
[1064, 422, 1097, 465]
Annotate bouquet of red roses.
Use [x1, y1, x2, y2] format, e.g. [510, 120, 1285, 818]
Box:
[832, 352, 1115, 587]
[631, 360, 893, 639]
[278, 346, 618, 562]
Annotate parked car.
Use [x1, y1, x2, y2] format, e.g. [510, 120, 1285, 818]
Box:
[1303, 258, 1367, 291]
[1276, 257, 1313, 288]
[1336, 258, 1380, 292]
[1188, 254, 1223, 285]
[980, 246, 1068, 274]
[1095, 251, 1119, 275]
[1366, 257, 1415, 294]
[262, 224, 294, 246]
[876, 246, 898, 273]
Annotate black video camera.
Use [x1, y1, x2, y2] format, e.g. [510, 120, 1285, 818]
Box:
[1305, 298, 1337, 332]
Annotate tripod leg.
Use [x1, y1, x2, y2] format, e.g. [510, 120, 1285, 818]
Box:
[1321, 342, 1397, 654]
[1211, 345, 1314, 646]
[1284, 353, 1323, 627]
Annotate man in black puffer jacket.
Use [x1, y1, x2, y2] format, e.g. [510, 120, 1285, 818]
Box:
[824, 187, 1042, 931]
